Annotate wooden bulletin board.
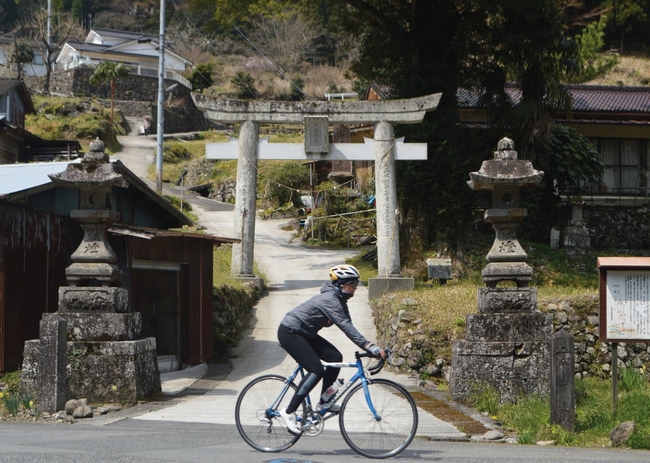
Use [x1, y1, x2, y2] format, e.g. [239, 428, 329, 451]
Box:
[598, 257, 650, 343]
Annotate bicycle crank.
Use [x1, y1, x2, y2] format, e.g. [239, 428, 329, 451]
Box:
[301, 411, 324, 437]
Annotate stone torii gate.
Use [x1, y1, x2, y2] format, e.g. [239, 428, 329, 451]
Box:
[192, 93, 441, 299]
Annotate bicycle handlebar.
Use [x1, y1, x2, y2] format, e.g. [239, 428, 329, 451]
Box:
[355, 348, 390, 376]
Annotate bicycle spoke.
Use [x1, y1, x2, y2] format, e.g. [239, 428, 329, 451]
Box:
[339, 379, 418, 459]
[235, 375, 303, 452]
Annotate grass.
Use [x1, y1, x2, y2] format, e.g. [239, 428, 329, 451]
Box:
[26, 96, 123, 153]
[213, 244, 267, 288]
[468, 367, 650, 449]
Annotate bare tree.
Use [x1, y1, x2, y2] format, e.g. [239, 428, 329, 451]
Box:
[247, 12, 321, 76]
[18, 10, 85, 94]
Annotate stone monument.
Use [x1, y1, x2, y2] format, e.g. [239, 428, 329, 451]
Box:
[450, 138, 553, 402]
[21, 139, 161, 407]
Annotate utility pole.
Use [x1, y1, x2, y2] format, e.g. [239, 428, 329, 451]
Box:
[155, 0, 166, 194]
[47, 0, 52, 69]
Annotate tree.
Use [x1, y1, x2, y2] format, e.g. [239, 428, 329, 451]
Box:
[209, 1, 584, 251]
[18, 10, 85, 94]
[189, 63, 214, 92]
[607, 0, 648, 52]
[89, 61, 130, 126]
[247, 11, 321, 75]
[0, 0, 19, 30]
[231, 71, 257, 99]
[7, 40, 34, 78]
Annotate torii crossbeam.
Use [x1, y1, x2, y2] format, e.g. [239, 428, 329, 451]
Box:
[193, 93, 441, 299]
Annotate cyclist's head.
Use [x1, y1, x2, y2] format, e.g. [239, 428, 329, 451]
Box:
[329, 264, 360, 287]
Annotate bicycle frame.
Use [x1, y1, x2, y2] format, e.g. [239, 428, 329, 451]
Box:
[270, 354, 380, 424]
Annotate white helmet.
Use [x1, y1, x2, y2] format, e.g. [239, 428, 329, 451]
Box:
[329, 264, 360, 282]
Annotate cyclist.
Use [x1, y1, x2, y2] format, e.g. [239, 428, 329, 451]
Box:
[277, 264, 385, 434]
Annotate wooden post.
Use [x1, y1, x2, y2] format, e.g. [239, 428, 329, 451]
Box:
[612, 342, 618, 412]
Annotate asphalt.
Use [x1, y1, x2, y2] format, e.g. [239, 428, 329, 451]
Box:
[109, 122, 494, 441]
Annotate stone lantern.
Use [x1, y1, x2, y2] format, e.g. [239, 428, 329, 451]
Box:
[49, 138, 129, 310]
[450, 137, 552, 403]
[21, 139, 161, 412]
[467, 137, 544, 287]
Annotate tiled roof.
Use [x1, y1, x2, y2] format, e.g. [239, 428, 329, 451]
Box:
[458, 84, 650, 114]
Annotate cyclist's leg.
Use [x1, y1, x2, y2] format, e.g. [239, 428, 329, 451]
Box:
[310, 335, 342, 396]
[278, 324, 325, 413]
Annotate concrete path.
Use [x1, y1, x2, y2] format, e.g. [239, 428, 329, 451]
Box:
[112, 127, 465, 440]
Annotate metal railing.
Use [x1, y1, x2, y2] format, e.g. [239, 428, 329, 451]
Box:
[58, 61, 192, 90]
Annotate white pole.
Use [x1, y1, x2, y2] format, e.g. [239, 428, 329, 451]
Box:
[155, 0, 166, 194]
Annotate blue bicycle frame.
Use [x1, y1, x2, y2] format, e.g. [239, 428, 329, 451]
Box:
[270, 352, 381, 424]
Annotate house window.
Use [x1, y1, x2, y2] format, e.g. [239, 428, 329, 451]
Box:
[595, 139, 648, 195]
[0, 95, 7, 116]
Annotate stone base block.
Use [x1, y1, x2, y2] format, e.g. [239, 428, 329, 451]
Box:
[465, 312, 553, 342]
[368, 277, 414, 300]
[21, 338, 161, 405]
[482, 262, 532, 287]
[235, 276, 264, 293]
[59, 286, 129, 313]
[450, 339, 550, 403]
[427, 258, 452, 281]
[58, 312, 142, 341]
[477, 287, 537, 314]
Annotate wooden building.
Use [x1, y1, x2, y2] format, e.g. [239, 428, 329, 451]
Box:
[0, 160, 235, 373]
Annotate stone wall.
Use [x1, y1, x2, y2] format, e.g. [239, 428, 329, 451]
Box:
[541, 295, 650, 378]
[25, 68, 208, 134]
[213, 283, 259, 357]
[209, 180, 236, 203]
[583, 205, 650, 252]
[373, 294, 650, 386]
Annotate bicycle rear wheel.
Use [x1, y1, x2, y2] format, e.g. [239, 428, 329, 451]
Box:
[339, 378, 418, 459]
[235, 374, 304, 452]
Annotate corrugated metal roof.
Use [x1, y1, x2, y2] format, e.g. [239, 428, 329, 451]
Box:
[0, 161, 76, 197]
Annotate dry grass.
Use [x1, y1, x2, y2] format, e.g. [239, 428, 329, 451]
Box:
[204, 54, 354, 100]
[584, 54, 650, 86]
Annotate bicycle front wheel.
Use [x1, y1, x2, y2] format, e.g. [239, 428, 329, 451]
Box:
[339, 378, 418, 459]
[235, 374, 304, 452]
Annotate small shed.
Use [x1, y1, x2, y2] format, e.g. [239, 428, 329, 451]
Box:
[0, 160, 235, 373]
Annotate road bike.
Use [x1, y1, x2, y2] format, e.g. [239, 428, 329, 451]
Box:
[234, 350, 418, 459]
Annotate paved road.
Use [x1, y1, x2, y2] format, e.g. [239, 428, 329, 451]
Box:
[0, 420, 648, 463]
[5, 128, 644, 461]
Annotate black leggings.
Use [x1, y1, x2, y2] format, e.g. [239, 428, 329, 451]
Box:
[278, 323, 342, 414]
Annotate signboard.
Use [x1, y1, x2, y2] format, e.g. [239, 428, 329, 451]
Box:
[598, 257, 650, 342]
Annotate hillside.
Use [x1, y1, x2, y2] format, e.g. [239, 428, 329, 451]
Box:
[583, 55, 650, 87]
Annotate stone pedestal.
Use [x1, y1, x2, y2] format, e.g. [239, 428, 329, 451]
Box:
[450, 288, 552, 402]
[368, 277, 414, 300]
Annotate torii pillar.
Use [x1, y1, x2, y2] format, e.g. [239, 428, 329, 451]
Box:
[192, 94, 441, 299]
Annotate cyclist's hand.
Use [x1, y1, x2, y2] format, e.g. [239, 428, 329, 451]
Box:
[366, 343, 386, 359]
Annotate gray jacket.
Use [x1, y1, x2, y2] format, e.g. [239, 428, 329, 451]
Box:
[281, 282, 369, 349]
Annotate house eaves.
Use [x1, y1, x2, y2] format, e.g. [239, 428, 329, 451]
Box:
[457, 84, 650, 123]
[0, 78, 35, 113]
[109, 224, 239, 245]
[62, 41, 191, 66]
[107, 40, 193, 65]
[112, 160, 193, 227]
[0, 160, 194, 228]
[89, 28, 163, 45]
